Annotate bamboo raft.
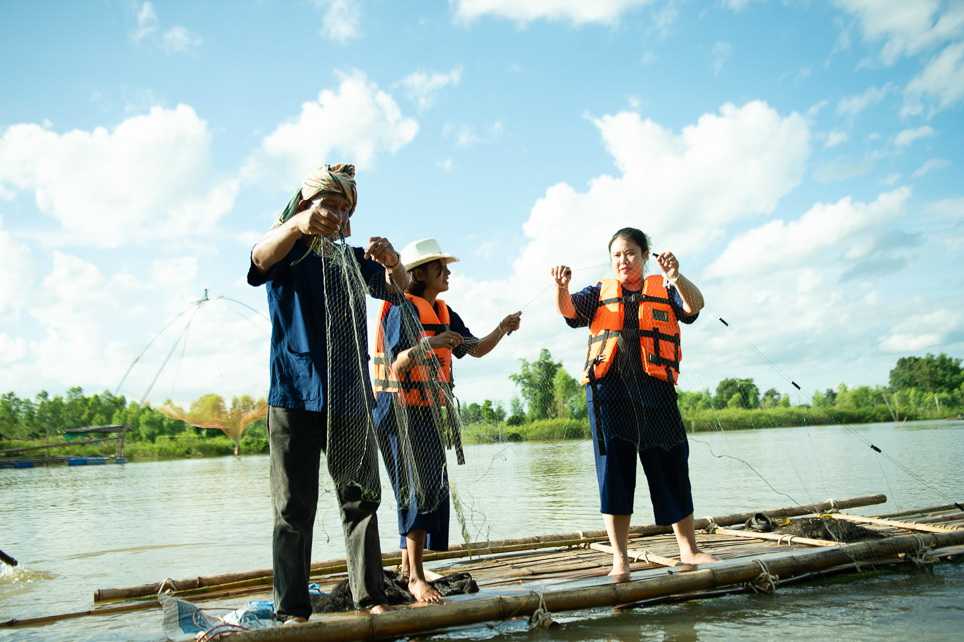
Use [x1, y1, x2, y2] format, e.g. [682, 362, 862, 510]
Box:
[4, 494, 964, 639]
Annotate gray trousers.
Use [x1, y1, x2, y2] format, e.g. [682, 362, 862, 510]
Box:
[268, 406, 386, 620]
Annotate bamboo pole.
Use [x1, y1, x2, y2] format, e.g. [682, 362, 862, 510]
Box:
[826, 512, 962, 534]
[589, 542, 686, 568]
[918, 513, 964, 525]
[231, 528, 964, 642]
[93, 494, 886, 603]
[879, 503, 964, 519]
[707, 527, 840, 548]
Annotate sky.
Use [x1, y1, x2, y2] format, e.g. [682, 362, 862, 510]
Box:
[1, 0, 962, 409]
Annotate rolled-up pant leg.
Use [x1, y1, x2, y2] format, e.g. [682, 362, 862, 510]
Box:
[269, 406, 324, 621]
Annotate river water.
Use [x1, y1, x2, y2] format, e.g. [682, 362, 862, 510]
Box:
[2, 421, 962, 641]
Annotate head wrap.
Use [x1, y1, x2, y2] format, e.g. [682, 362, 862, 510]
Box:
[277, 163, 358, 226]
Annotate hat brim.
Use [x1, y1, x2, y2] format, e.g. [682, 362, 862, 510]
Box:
[405, 254, 459, 272]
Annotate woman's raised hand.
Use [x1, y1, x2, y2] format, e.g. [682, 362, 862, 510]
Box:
[655, 252, 680, 282]
[551, 265, 572, 289]
[427, 331, 464, 350]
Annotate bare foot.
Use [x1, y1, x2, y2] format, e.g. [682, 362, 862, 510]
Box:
[369, 604, 395, 614]
[679, 550, 719, 565]
[409, 577, 444, 604]
[282, 616, 308, 625]
[607, 553, 631, 581]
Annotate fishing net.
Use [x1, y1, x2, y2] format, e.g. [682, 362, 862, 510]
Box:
[373, 292, 467, 521]
[315, 237, 388, 504]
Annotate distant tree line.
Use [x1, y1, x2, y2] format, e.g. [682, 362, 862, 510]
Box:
[460, 351, 964, 425]
[0, 388, 268, 456]
[2, 353, 960, 454]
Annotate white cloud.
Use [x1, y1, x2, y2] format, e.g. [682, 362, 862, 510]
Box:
[894, 125, 935, 146]
[880, 309, 962, 353]
[151, 256, 200, 289]
[131, 2, 201, 54]
[824, 130, 848, 148]
[0, 105, 239, 247]
[902, 41, 964, 116]
[442, 121, 504, 147]
[833, 0, 964, 64]
[712, 41, 732, 76]
[705, 188, 910, 278]
[162, 26, 203, 53]
[813, 155, 875, 183]
[0, 224, 33, 317]
[399, 66, 463, 111]
[929, 196, 964, 217]
[319, 0, 361, 43]
[0, 333, 27, 365]
[912, 157, 949, 178]
[806, 99, 830, 119]
[131, 1, 158, 42]
[453, 0, 652, 25]
[837, 83, 893, 116]
[257, 70, 418, 183]
[0, 185, 14, 201]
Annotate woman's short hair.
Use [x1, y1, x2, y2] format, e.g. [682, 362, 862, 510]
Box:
[608, 227, 650, 255]
[406, 260, 440, 297]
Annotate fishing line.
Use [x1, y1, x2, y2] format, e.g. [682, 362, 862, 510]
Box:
[714, 312, 963, 511]
[114, 303, 197, 395]
[140, 306, 202, 405]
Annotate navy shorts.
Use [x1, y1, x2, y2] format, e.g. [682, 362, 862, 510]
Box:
[590, 419, 694, 524]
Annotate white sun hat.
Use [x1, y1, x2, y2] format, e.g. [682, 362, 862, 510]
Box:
[399, 238, 460, 271]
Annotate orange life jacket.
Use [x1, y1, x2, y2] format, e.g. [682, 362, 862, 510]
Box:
[372, 294, 453, 407]
[581, 275, 682, 386]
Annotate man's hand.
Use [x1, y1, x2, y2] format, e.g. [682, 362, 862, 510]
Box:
[551, 265, 572, 289]
[291, 202, 344, 238]
[499, 311, 522, 335]
[427, 331, 464, 350]
[365, 237, 400, 268]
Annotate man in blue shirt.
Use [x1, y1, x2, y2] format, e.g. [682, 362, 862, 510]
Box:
[248, 163, 409, 622]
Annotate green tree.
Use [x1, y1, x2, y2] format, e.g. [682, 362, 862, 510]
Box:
[714, 378, 760, 409]
[506, 398, 526, 426]
[479, 400, 505, 423]
[678, 389, 713, 412]
[509, 349, 561, 420]
[889, 353, 963, 393]
[760, 388, 782, 408]
[461, 402, 483, 424]
[552, 368, 583, 419]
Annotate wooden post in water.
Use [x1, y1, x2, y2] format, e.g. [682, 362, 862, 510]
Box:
[0, 550, 17, 567]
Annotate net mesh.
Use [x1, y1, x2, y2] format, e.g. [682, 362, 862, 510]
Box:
[374, 293, 467, 519]
[317, 237, 385, 504]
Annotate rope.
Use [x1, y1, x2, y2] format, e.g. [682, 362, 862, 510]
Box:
[747, 559, 778, 594]
[908, 534, 936, 569]
[157, 577, 177, 596]
[703, 517, 719, 534]
[527, 592, 557, 630]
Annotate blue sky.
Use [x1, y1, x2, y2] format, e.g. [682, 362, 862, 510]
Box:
[1, 0, 962, 407]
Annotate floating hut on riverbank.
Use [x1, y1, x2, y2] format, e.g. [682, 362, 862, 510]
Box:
[0, 424, 128, 469]
[5, 493, 963, 639]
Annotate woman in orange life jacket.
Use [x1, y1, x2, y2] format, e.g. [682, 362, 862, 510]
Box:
[372, 238, 521, 603]
[551, 227, 717, 578]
